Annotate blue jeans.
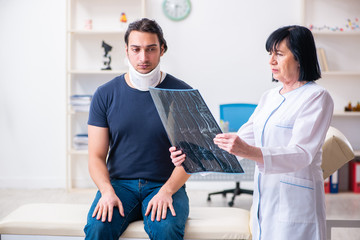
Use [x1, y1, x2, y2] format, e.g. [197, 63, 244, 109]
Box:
[84, 179, 189, 240]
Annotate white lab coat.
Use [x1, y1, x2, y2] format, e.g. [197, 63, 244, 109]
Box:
[238, 82, 334, 240]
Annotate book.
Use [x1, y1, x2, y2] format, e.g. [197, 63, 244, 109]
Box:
[330, 170, 339, 193]
[324, 177, 330, 193]
[350, 160, 360, 193]
[70, 95, 92, 112]
[73, 134, 88, 150]
[317, 48, 329, 72]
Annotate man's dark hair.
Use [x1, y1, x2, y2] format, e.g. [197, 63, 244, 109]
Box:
[124, 18, 168, 53]
[266, 25, 321, 82]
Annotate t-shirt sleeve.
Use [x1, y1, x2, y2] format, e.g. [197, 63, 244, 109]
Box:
[88, 87, 108, 128]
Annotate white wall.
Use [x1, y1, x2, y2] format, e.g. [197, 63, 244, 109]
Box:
[1, 0, 355, 189]
[147, 0, 302, 121]
[0, 0, 66, 188]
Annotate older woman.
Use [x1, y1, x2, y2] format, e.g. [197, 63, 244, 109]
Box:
[171, 25, 334, 240]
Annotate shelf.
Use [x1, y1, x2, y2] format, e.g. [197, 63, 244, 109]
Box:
[333, 111, 360, 117]
[322, 71, 360, 77]
[68, 70, 126, 75]
[312, 31, 360, 36]
[67, 109, 89, 115]
[68, 29, 126, 35]
[69, 149, 88, 155]
[354, 150, 360, 156]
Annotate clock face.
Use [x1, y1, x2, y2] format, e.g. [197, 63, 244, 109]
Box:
[163, 0, 191, 21]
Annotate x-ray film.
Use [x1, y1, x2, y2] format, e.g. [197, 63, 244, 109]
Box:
[149, 88, 244, 174]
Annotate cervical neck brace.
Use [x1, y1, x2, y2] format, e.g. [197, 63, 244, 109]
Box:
[128, 60, 162, 91]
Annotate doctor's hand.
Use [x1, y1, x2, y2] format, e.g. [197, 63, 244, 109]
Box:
[145, 188, 176, 222]
[92, 189, 124, 222]
[214, 133, 263, 164]
[169, 146, 186, 167]
[213, 133, 248, 157]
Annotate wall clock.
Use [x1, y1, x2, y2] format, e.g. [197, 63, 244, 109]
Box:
[163, 0, 191, 21]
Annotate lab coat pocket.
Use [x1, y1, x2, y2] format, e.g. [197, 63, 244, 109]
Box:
[279, 176, 316, 223]
[274, 120, 294, 130]
[273, 120, 295, 145]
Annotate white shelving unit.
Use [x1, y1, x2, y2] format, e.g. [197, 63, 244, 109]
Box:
[333, 111, 360, 117]
[301, 0, 360, 129]
[302, 0, 360, 112]
[302, 0, 360, 181]
[302, 0, 360, 79]
[322, 71, 360, 77]
[66, 0, 146, 190]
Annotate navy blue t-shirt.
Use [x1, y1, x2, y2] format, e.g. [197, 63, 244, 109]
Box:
[88, 74, 192, 182]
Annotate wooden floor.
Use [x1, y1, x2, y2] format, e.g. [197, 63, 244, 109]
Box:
[0, 184, 359, 239]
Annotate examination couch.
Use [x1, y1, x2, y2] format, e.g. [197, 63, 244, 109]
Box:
[0, 126, 356, 240]
[0, 204, 251, 240]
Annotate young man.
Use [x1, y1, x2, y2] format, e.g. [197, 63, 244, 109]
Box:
[84, 18, 192, 240]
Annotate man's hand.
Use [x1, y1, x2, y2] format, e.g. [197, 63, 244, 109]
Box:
[92, 190, 124, 222]
[145, 189, 176, 222]
[169, 146, 186, 167]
